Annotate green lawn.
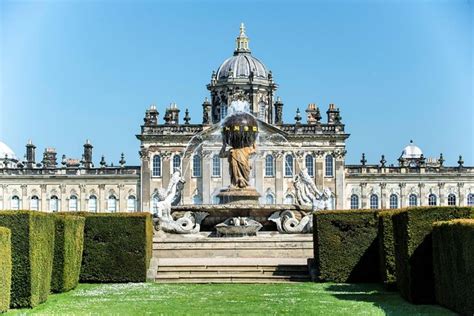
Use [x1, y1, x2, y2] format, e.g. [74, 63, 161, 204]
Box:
[6, 283, 453, 315]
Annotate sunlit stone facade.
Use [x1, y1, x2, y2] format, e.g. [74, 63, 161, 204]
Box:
[1, 24, 473, 212]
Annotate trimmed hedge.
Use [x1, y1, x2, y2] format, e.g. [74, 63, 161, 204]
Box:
[0, 211, 55, 308]
[51, 215, 85, 293]
[392, 207, 473, 304]
[0, 227, 12, 313]
[377, 210, 399, 289]
[432, 219, 474, 315]
[313, 209, 380, 282]
[60, 212, 153, 282]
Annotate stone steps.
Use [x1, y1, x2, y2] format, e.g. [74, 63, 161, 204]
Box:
[153, 258, 311, 284]
[150, 232, 313, 283]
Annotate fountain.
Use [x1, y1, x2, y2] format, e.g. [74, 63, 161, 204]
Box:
[152, 99, 334, 236]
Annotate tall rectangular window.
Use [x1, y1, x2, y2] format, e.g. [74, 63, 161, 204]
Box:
[325, 155, 334, 177]
[285, 155, 294, 177]
[173, 155, 181, 172]
[305, 155, 314, 176]
[265, 155, 274, 177]
[152, 155, 161, 177]
[193, 155, 202, 177]
[212, 155, 221, 177]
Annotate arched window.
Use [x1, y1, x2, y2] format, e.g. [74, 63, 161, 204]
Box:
[152, 195, 159, 213]
[428, 194, 437, 206]
[265, 155, 274, 177]
[192, 155, 202, 177]
[284, 154, 294, 177]
[69, 195, 78, 211]
[370, 194, 378, 209]
[50, 196, 59, 212]
[390, 194, 398, 209]
[284, 195, 294, 205]
[192, 195, 202, 205]
[30, 196, 39, 211]
[266, 194, 275, 205]
[350, 194, 359, 209]
[325, 155, 334, 177]
[172, 155, 181, 173]
[468, 193, 474, 206]
[409, 194, 417, 207]
[212, 155, 221, 177]
[305, 155, 314, 177]
[107, 195, 117, 212]
[152, 155, 161, 177]
[11, 195, 20, 210]
[88, 195, 98, 212]
[127, 195, 136, 212]
[447, 194, 456, 206]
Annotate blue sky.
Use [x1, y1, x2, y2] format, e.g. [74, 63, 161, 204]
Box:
[1, 0, 472, 166]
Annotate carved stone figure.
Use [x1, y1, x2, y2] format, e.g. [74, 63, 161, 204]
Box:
[215, 217, 262, 237]
[269, 210, 312, 234]
[152, 170, 208, 234]
[294, 168, 334, 211]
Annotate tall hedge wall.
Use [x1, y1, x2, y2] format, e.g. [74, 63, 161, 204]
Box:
[378, 210, 398, 289]
[392, 207, 473, 304]
[313, 209, 380, 283]
[61, 212, 153, 282]
[51, 215, 85, 293]
[432, 219, 474, 315]
[0, 227, 12, 313]
[0, 211, 55, 308]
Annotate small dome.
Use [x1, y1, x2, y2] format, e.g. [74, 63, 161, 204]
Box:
[216, 53, 268, 80]
[401, 140, 423, 159]
[0, 141, 17, 160]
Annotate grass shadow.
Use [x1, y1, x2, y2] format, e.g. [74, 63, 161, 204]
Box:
[326, 283, 454, 316]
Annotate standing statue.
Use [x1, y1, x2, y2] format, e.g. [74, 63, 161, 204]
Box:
[219, 112, 258, 189]
[152, 170, 208, 234]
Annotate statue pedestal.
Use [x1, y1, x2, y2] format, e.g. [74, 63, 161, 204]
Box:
[217, 187, 261, 205]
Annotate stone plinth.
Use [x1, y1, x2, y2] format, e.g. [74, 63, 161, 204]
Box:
[216, 187, 260, 205]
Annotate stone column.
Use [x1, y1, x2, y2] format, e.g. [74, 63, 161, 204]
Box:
[399, 183, 406, 208]
[60, 184, 66, 212]
[99, 184, 105, 213]
[457, 183, 464, 206]
[275, 152, 284, 204]
[255, 153, 264, 196]
[79, 184, 86, 212]
[141, 149, 151, 212]
[380, 183, 387, 209]
[295, 151, 304, 175]
[162, 152, 172, 192]
[182, 154, 192, 204]
[360, 182, 367, 209]
[438, 182, 445, 206]
[202, 151, 212, 204]
[418, 183, 425, 206]
[0, 185, 4, 210]
[40, 184, 47, 212]
[21, 185, 27, 210]
[315, 151, 324, 189]
[334, 151, 345, 210]
[222, 157, 230, 188]
[118, 184, 124, 212]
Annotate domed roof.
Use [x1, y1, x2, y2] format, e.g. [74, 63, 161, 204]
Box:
[401, 140, 423, 159]
[215, 23, 269, 81]
[0, 141, 17, 160]
[217, 54, 268, 80]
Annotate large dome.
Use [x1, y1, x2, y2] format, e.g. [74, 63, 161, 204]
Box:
[215, 23, 269, 81]
[216, 53, 268, 80]
[401, 140, 423, 159]
[0, 141, 17, 160]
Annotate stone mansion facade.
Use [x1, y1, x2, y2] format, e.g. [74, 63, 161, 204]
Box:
[1, 24, 473, 212]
